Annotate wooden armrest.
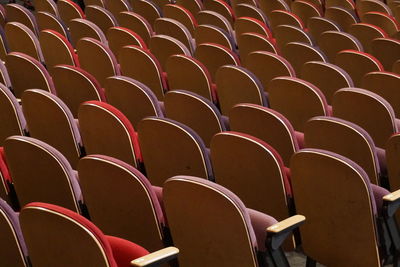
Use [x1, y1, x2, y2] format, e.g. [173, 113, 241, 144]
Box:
[267, 215, 306, 234]
[131, 247, 179, 267]
[383, 189, 400, 202]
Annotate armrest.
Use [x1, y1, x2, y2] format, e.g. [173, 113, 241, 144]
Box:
[383, 189, 400, 217]
[266, 215, 305, 250]
[131, 247, 179, 267]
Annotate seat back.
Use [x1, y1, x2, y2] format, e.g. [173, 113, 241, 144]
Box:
[244, 51, 295, 90]
[164, 176, 260, 267]
[269, 10, 304, 31]
[197, 10, 233, 35]
[306, 16, 341, 40]
[4, 136, 81, 212]
[371, 38, 400, 71]
[119, 45, 167, 100]
[57, 0, 85, 29]
[78, 101, 142, 168]
[194, 42, 240, 81]
[234, 4, 269, 25]
[317, 31, 363, 62]
[361, 11, 400, 36]
[164, 90, 226, 146]
[166, 54, 216, 102]
[236, 33, 278, 64]
[5, 4, 38, 35]
[5, 52, 55, 98]
[52, 64, 105, 117]
[85, 5, 119, 35]
[234, 17, 272, 39]
[291, 0, 322, 24]
[203, 0, 235, 26]
[138, 117, 213, 186]
[268, 77, 329, 131]
[36, 11, 70, 40]
[106, 26, 147, 56]
[39, 29, 79, 69]
[348, 23, 387, 53]
[116, 11, 153, 45]
[290, 149, 380, 266]
[163, 4, 197, 35]
[20, 202, 116, 267]
[22, 89, 82, 168]
[211, 132, 292, 223]
[304, 116, 381, 185]
[0, 83, 26, 146]
[35, 0, 59, 16]
[77, 37, 120, 86]
[335, 50, 383, 87]
[107, 0, 131, 18]
[78, 155, 165, 251]
[229, 104, 300, 166]
[131, 0, 162, 26]
[69, 18, 107, 46]
[274, 24, 314, 51]
[195, 24, 235, 51]
[301, 61, 353, 104]
[5, 22, 44, 62]
[324, 6, 358, 32]
[0, 199, 28, 267]
[332, 88, 397, 148]
[216, 65, 266, 115]
[105, 76, 164, 128]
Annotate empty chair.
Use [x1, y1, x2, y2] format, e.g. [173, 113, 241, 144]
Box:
[290, 149, 399, 266]
[163, 4, 197, 35]
[6, 52, 55, 98]
[269, 10, 305, 31]
[268, 77, 330, 131]
[35, 0, 59, 16]
[234, 4, 269, 25]
[282, 42, 327, 75]
[210, 131, 295, 247]
[335, 50, 383, 87]
[107, 0, 132, 18]
[176, 0, 203, 19]
[195, 24, 236, 52]
[164, 175, 305, 267]
[371, 37, 400, 71]
[326, 0, 355, 9]
[361, 11, 400, 36]
[332, 88, 398, 148]
[237, 33, 278, 64]
[77, 37, 120, 86]
[39, 29, 79, 69]
[116, 11, 154, 45]
[149, 35, 192, 70]
[234, 17, 273, 39]
[4, 136, 82, 212]
[0, 199, 28, 267]
[78, 154, 167, 251]
[216, 65, 267, 115]
[301, 61, 353, 104]
[291, 0, 322, 25]
[154, 18, 194, 53]
[259, 0, 290, 17]
[166, 54, 216, 102]
[197, 10, 233, 35]
[194, 43, 240, 81]
[105, 76, 164, 128]
[106, 26, 147, 57]
[229, 104, 302, 166]
[57, 0, 85, 28]
[304, 116, 384, 185]
[36, 12, 70, 40]
[0, 84, 26, 146]
[119, 45, 167, 100]
[78, 100, 143, 168]
[325, 6, 359, 32]
[307, 16, 341, 40]
[52, 65, 105, 117]
[5, 4, 38, 35]
[164, 90, 226, 146]
[362, 71, 400, 118]
[85, 5, 119, 35]
[245, 51, 295, 92]
[317, 31, 363, 62]
[69, 18, 107, 46]
[203, 0, 235, 26]
[20, 202, 178, 267]
[274, 24, 314, 51]
[22, 89, 83, 168]
[131, 0, 162, 26]
[5, 22, 44, 62]
[138, 117, 213, 186]
[348, 23, 388, 53]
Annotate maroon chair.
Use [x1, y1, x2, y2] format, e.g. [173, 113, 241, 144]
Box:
[20, 202, 179, 267]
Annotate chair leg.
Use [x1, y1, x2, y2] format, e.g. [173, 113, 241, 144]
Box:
[306, 256, 316, 267]
[267, 248, 290, 267]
